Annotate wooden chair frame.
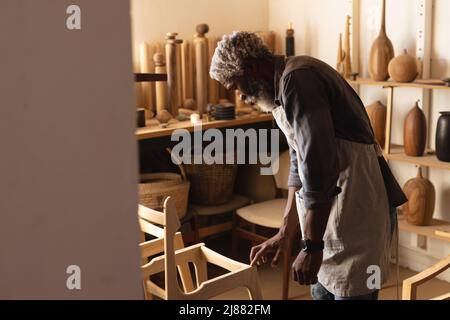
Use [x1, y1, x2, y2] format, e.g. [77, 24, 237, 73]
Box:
[402, 254, 450, 300]
[139, 198, 262, 300]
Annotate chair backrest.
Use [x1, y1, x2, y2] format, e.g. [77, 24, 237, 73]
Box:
[402, 254, 450, 300]
[272, 150, 291, 190]
[139, 198, 184, 298]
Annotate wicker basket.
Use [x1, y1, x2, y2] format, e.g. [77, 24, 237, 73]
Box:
[183, 162, 238, 206]
[139, 170, 190, 220]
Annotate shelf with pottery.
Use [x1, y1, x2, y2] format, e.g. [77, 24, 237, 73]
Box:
[136, 113, 273, 140]
[397, 214, 450, 243]
[348, 78, 450, 91]
[343, 0, 450, 243]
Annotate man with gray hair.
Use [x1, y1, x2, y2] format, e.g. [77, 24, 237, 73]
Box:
[210, 31, 406, 300]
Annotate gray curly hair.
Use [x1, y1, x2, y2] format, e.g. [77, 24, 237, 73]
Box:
[209, 31, 271, 87]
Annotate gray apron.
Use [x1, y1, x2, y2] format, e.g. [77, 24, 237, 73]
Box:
[272, 106, 391, 297]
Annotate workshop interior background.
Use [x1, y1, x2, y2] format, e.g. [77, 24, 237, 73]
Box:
[132, 0, 450, 300]
[1, 0, 449, 300]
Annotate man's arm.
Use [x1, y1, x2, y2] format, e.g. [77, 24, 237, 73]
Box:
[281, 68, 340, 284]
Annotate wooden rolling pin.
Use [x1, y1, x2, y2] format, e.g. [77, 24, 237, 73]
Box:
[175, 39, 184, 111]
[181, 41, 194, 105]
[153, 53, 167, 114]
[139, 42, 155, 116]
[194, 24, 209, 115]
[165, 33, 179, 116]
[208, 37, 219, 105]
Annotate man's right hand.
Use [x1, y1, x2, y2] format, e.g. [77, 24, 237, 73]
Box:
[249, 232, 289, 268]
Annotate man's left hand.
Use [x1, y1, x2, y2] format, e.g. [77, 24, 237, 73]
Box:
[292, 250, 323, 285]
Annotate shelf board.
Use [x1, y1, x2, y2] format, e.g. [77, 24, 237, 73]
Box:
[348, 78, 450, 90]
[136, 113, 274, 140]
[398, 215, 450, 243]
[385, 146, 450, 171]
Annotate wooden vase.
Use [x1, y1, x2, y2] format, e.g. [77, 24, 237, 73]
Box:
[388, 49, 418, 83]
[404, 101, 427, 157]
[369, 0, 395, 81]
[402, 167, 435, 226]
[366, 101, 387, 147]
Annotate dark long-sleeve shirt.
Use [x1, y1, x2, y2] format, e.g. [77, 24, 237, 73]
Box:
[273, 56, 375, 209]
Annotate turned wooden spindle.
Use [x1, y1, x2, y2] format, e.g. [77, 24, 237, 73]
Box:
[153, 53, 167, 115]
[208, 37, 219, 105]
[139, 42, 155, 116]
[181, 41, 194, 106]
[194, 24, 209, 115]
[165, 33, 179, 115]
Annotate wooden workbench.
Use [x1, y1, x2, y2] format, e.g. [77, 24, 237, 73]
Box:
[136, 113, 274, 140]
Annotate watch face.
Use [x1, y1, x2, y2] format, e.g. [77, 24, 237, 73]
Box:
[301, 240, 308, 251]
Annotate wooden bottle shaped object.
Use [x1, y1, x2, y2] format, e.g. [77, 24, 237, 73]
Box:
[139, 42, 155, 116]
[402, 167, 435, 226]
[208, 37, 219, 105]
[153, 53, 167, 115]
[369, 0, 395, 81]
[388, 49, 418, 83]
[286, 22, 295, 57]
[165, 33, 180, 116]
[181, 41, 194, 106]
[404, 101, 427, 157]
[366, 101, 387, 147]
[344, 15, 352, 79]
[194, 24, 209, 115]
[336, 33, 345, 76]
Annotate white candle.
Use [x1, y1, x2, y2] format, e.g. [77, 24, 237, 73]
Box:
[190, 113, 201, 124]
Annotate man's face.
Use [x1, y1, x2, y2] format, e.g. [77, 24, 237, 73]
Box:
[225, 73, 277, 113]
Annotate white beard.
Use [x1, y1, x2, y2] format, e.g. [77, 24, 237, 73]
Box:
[255, 95, 277, 112]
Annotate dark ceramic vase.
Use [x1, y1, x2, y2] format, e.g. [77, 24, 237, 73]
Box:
[436, 112, 450, 162]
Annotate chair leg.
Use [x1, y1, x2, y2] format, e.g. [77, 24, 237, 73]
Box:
[231, 211, 239, 258]
[281, 239, 293, 300]
[191, 214, 200, 244]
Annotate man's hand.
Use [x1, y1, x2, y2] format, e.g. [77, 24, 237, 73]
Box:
[249, 233, 289, 268]
[292, 250, 323, 285]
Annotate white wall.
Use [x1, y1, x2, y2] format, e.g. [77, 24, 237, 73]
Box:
[269, 0, 449, 281]
[0, 0, 142, 298]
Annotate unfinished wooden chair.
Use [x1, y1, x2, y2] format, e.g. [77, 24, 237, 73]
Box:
[402, 254, 450, 300]
[139, 197, 263, 300]
[233, 150, 293, 300]
[138, 209, 195, 297]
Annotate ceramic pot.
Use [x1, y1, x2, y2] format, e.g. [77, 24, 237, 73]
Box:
[402, 167, 435, 226]
[369, 0, 395, 81]
[366, 101, 387, 147]
[436, 112, 450, 162]
[404, 101, 427, 157]
[388, 49, 418, 82]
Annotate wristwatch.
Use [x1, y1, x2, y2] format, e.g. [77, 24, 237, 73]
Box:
[301, 239, 324, 253]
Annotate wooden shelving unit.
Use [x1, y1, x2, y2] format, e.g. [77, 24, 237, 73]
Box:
[348, 77, 450, 241]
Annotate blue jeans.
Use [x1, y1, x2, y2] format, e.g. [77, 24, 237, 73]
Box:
[311, 282, 379, 300]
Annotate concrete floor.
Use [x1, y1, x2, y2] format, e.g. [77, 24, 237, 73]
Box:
[202, 233, 450, 300]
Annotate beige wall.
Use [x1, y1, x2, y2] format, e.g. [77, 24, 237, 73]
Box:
[131, 0, 270, 70]
[0, 0, 142, 298]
